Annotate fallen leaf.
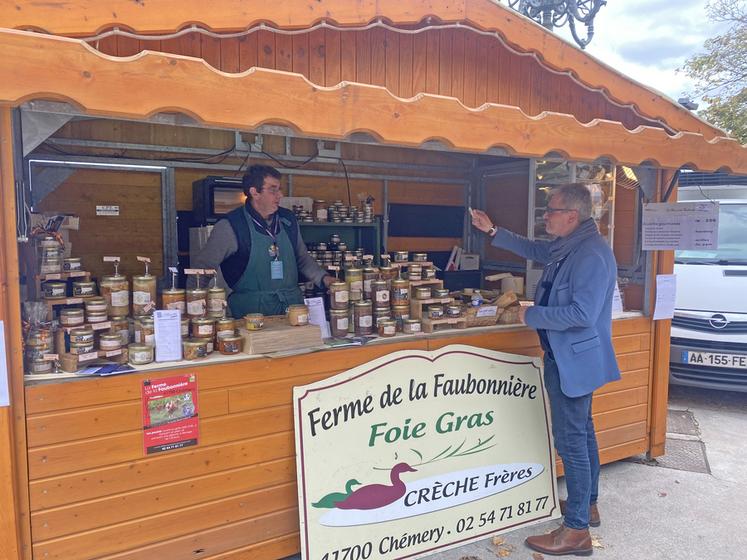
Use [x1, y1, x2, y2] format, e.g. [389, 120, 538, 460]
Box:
[492, 536, 506, 546]
[532, 554, 545, 560]
[591, 535, 605, 549]
[495, 543, 515, 557]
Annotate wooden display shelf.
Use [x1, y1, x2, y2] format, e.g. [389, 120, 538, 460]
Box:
[420, 316, 467, 333]
[392, 261, 434, 268]
[43, 295, 97, 321]
[33, 270, 92, 301]
[59, 347, 128, 373]
[409, 297, 454, 320]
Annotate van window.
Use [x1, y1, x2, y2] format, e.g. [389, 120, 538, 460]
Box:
[676, 203, 747, 264]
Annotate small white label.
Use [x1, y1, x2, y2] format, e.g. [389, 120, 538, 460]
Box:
[204, 269, 216, 275]
[42, 354, 59, 360]
[409, 323, 421, 333]
[166, 301, 186, 313]
[297, 314, 309, 325]
[364, 279, 373, 292]
[207, 299, 225, 312]
[328, 265, 340, 272]
[91, 321, 112, 331]
[67, 297, 83, 304]
[383, 325, 396, 335]
[111, 290, 129, 307]
[69, 271, 86, 278]
[184, 269, 204, 275]
[359, 315, 373, 327]
[133, 291, 151, 305]
[137, 256, 151, 263]
[103, 256, 120, 263]
[375, 291, 390, 303]
[187, 300, 206, 315]
[476, 305, 498, 318]
[168, 266, 179, 273]
[105, 349, 123, 357]
[197, 325, 213, 335]
[96, 205, 120, 216]
[363, 254, 374, 261]
[350, 280, 363, 293]
[335, 291, 349, 303]
[45, 273, 61, 280]
[336, 318, 349, 330]
[144, 333, 155, 345]
[78, 351, 99, 361]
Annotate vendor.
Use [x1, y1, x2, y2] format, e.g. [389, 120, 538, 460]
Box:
[192, 164, 334, 317]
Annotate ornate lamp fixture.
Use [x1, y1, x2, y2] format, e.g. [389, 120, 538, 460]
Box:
[506, 0, 607, 48]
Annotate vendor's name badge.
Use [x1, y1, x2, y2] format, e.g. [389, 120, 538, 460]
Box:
[293, 344, 559, 560]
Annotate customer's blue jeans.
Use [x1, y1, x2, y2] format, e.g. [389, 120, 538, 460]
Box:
[544, 354, 600, 530]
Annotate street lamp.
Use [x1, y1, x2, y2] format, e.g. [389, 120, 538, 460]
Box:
[506, 0, 607, 49]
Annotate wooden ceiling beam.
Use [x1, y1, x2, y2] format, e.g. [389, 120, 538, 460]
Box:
[0, 29, 744, 173]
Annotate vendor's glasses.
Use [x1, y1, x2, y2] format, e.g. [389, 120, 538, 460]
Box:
[544, 206, 576, 214]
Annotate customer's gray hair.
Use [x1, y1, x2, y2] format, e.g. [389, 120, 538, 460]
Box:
[550, 183, 592, 222]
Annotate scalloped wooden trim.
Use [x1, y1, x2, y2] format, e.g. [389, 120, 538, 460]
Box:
[0, 0, 729, 141]
[0, 30, 744, 173]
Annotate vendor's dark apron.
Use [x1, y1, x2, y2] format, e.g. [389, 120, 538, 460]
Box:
[227, 217, 303, 317]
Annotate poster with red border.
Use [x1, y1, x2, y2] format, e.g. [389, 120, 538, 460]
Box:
[142, 373, 199, 454]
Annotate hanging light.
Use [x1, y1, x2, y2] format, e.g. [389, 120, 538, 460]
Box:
[505, 1, 607, 48]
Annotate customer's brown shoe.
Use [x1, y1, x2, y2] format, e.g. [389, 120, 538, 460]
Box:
[525, 524, 593, 556]
[560, 499, 601, 527]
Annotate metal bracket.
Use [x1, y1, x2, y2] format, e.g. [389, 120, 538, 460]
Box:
[316, 139, 341, 158]
[235, 131, 263, 153]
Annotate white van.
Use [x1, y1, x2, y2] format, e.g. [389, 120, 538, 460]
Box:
[670, 179, 747, 392]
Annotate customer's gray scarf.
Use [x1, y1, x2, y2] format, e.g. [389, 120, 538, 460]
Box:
[548, 218, 599, 263]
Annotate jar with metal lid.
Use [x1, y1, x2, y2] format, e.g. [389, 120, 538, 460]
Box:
[415, 287, 432, 300]
[182, 338, 209, 360]
[362, 268, 379, 300]
[329, 281, 349, 310]
[109, 316, 130, 346]
[132, 274, 157, 316]
[99, 333, 122, 351]
[288, 304, 309, 326]
[85, 296, 107, 313]
[196, 336, 215, 354]
[161, 288, 186, 313]
[42, 281, 67, 299]
[371, 280, 390, 305]
[26, 329, 53, 348]
[412, 253, 428, 262]
[39, 258, 62, 275]
[408, 264, 422, 281]
[374, 303, 391, 322]
[345, 268, 363, 302]
[427, 304, 444, 319]
[378, 266, 397, 288]
[38, 235, 60, 248]
[70, 326, 94, 345]
[139, 317, 155, 346]
[218, 335, 244, 355]
[70, 340, 95, 355]
[186, 288, 207, 318]
[215, 318, 235, 338]
[24, 339, 49, 361]
[28, 358, 54, 375]
[72, 281, 97, 297]
[423, 266, 436, 279]
[244, 313, 264, 331]
[191, 317, 215, 338]
[377, 320, 397, 338]
[391, 279, 410, 305]
[207, 286, 227, 318]
[329, 308, 349, 337]
[446, 304, 462, 318]
[86, 310, 108, 323]
[353, 301, 373, 335]
[59, 308, 84, 327]
[62, 257, 82, 271]
[391, 304, 410, 331]
[128, 343, 154, 365]
[329, 233, 341, 245]
[432, 288, 450, 299]
[100, 274, 130, 316]
[313, 200, 328, 222]
[402, 319, 421, 334]
[393, 251, 409, 263]
[181, 318, 190, 338]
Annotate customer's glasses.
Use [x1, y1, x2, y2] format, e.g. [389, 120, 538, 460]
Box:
[544, 206, 576, 214]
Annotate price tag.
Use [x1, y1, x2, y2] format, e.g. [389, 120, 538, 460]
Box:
[184, 269, 204, 275]
[363, 254, 374, 261]
[168, 267, 179, 273]
[69, 271, 87, 277]
[327, 265, 340, 272]
[105, 349, 122, 357]
[91, 321, 112, 331]
[42, 354, 59, 361]
[45, 273, 61, 280]
[78, 351, 99, 362]
[380, 254, 390, 259]
[67, 298, 83, 305]
[103, 256, 120, 263]
[137, 256, 151, 263]
[204, 269, 216, 275]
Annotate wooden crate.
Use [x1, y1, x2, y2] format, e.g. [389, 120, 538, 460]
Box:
[239, 316, 322, 355]
[409, 296, 454, 320]
[420, 316, 467, 333]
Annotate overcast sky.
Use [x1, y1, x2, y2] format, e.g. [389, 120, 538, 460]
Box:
[549, 0, 727, 104]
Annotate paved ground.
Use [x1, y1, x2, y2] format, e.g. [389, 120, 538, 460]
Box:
[426, 384, 747, 560]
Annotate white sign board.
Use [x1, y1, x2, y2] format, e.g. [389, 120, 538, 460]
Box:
[642, 202, 719, 251]
[653, 274, 677, 321]
[294, 344, 559, 560]
[96, 205, 120, 216]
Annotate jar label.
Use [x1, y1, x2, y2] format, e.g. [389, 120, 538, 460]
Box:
[78, 351, 98, 361]
[384, 325, 396, 335]
[218, 328, 233, 337]
[375, 290, 390, 303]
[208, 299, 225, 312]
[408, 323, 421, 333]
[198, 325, 213, 335]
[134, 330, 142, 343]
[188, 300, 206, 315]
[334, 291, 349, 303]
[316, 209, 327, 220]
[144, 333, 155, 345]
[111, 290, 129, 306]
[336, 318, 349, 330]
[359, 315, 373, 327]
[131, 351, 152, 363]
[181, 325, 189, 336]
[74, 286, 94, 296]
[349, 280, 363, 292]
[223, 341, 239, 353]
[166, 301, 186, 312]
[133, 291, 152, 305]
[297, 314, 309, 325]
[363, 279, 373, 292]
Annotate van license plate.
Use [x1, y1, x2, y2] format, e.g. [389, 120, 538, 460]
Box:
[681, 351, 747, 369]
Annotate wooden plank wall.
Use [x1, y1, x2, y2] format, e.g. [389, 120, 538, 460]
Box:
[93, 28, 659, 132]
[23, 317, 650, 559]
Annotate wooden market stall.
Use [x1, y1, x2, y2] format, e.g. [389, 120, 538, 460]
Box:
[1, 1, 746, 559]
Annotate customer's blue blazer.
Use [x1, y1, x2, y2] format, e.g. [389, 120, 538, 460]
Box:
[492, 228, 621, 397]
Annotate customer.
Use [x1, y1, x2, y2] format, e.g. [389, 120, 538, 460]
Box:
[193, 164, 333, 317]
[471, 182, 620, 556]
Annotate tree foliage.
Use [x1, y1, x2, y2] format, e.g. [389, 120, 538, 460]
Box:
[681, 0, 747, 143]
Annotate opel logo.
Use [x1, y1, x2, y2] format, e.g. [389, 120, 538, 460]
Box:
[709, 314, 730, 329]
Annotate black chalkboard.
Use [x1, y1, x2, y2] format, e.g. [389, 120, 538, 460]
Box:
[387, 204, 465, 238]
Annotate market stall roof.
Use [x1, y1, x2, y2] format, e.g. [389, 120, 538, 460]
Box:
[0, 0, 745, 172]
